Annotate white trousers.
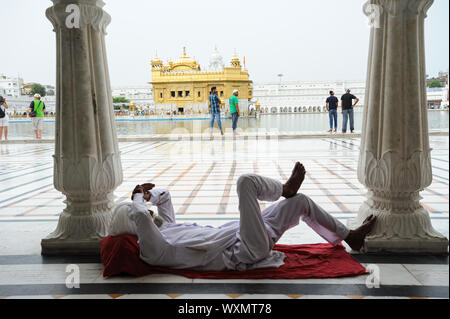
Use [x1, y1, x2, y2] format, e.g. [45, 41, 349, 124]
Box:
[148, 174, 350, 267]
[232, 174, 350, 265]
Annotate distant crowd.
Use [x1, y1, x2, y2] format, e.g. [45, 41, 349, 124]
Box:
[1, 89, 360, 141]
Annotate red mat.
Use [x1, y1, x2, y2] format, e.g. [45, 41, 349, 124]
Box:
[101, 235, 368, 279]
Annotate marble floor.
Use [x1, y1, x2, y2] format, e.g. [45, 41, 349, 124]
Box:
[0, 136, 448, 299]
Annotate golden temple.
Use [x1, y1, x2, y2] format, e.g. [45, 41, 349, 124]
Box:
[150, 47, 253, 113]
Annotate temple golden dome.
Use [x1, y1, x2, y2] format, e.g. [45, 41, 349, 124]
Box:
[231, 53, 242, 68]
[150, 47, 253, 112]
[171, 47, 201, 71]
[152, 56, 162, 64]
[151, 53, 163, 70]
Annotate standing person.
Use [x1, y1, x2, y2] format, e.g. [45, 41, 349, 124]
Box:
[29, 94, 46, 139]
[0, 96, 9, 141]
[230, 89, 240, 135]
[209, 87, 224, 136]
[341, 89, 359, 134]
[326, 91, 339, 133]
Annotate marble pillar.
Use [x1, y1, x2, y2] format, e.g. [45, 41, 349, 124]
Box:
[41, 0, 123, 255]
[350, 0, 448, 253]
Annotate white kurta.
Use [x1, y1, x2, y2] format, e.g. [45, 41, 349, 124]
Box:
[130, 174, 350, 271]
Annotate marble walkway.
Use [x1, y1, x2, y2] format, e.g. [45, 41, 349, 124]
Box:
[0, 136, 448, 299]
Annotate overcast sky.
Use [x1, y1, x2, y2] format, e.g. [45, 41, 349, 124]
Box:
[0, 0, 448, 86]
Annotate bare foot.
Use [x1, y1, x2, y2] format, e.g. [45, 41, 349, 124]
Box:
[345, 215, 377, 251]
[282, 162, 306, 199]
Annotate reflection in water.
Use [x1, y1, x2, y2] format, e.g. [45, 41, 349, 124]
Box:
[6, 111, 449, 139]
[0, 144, 10, 155]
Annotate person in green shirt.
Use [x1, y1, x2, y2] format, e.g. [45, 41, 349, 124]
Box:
[230, 90, 240, 135]
[28, 94, 46, 139]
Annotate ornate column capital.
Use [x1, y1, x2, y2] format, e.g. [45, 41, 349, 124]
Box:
[46, 0, 111, 34]
[363, 0, 434, 18]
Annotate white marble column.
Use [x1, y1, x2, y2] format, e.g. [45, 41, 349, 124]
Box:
[351, 0, 448, 253]
[41, 0, 123, 255]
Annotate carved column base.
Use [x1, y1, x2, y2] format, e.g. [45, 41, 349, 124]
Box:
[348, 203, 448, 254]
[41, 207, 112, 256]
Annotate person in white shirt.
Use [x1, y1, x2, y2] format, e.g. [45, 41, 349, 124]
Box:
[0, 96, 9, 141]
[125, 162, 376, 271]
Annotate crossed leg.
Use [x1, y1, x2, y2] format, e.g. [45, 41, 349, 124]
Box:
[234, 163, 377, 266]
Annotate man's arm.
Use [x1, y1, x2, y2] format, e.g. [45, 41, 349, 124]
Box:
[326, 99, 329, 111]
[149, 189, 176, 225]
[130, 193, 168, 262]
[132, 192, 150, 214]
[353, 97, 360, 107]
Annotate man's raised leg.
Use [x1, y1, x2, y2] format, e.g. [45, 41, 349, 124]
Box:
[263, 193, 351, 246]
[235, 174, 284, 264]
[262, 162, 377, 251]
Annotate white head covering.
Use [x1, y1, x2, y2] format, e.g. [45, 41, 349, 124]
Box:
[34, 94, 41, 99]
[233, 89, 239, 94]
[108, 203, 165, 236]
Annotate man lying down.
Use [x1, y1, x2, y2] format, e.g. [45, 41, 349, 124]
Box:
[110, 162, 376, 272]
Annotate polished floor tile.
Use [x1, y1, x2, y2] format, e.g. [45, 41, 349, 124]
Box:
[0, 137, 447, 300]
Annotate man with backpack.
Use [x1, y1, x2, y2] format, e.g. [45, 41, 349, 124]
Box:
[29, 94, 46, 139]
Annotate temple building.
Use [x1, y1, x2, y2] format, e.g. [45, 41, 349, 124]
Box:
[150, 47, 253, 114]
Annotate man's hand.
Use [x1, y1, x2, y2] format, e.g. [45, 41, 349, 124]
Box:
[141, 183, 156, 192]
[131, 185, 145, 201]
